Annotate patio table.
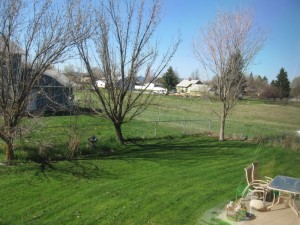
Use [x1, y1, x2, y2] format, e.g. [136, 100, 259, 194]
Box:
[267, 175, 300, 216]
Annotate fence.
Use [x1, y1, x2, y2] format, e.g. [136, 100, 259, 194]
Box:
[131, 111, 300, 151]
[10, 112, 300, 154]
[131, 118, 295, 138]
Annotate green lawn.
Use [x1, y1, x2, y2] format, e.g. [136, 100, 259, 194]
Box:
[1, 135, 299, 225]
[0, 94, 300, 224]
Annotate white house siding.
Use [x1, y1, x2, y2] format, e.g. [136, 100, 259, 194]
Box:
[176, 79, 201, 93]
[96, 80, 106, 88]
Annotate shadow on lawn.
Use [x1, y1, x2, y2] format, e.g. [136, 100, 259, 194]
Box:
[108, 135, 257, 161]
[34, 159, 118, 180]
[33, 135, 258, 180]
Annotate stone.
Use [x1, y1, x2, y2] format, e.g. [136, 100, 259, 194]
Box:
[250, 199, 265, 211]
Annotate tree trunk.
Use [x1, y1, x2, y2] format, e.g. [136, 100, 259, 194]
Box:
[219, 113, 226, 141]
[114, 123, 124, 145]
[5, 139, 14, 163]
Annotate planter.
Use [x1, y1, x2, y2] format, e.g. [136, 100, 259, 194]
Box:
[226, 203, 254, 221]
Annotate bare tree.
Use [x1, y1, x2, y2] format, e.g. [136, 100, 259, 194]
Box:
[190, 69, 201, 80]
[75, 0, 180, 144]
[193, 9, 267, 141]
[291, 76, 300, 99]
[0, 0, 88, 162]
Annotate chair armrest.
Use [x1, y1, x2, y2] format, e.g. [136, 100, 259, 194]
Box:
[250, 179, 269, 185]
[264, 176, 273, 182]
[251, 189, 265, 194]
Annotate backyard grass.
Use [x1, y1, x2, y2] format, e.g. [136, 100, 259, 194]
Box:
[0, 94, 300, 224]
[0, 135, 300, 225]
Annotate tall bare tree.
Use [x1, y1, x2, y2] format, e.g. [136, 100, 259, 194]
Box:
[75, 0, 180, 144]
[190, 69, 201, 80]
[193, 9, 267, 141]
[291, 76, 300, 99]
[0, 0, 88, 162]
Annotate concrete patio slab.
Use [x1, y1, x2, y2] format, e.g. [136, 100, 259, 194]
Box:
[217, 197, 300, 225]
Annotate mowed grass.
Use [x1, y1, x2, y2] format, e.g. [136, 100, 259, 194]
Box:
[0, 94, 299, 224]
[1, 135, 300, 225]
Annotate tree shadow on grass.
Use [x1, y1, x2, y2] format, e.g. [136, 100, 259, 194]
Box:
[32, 135, 257, 180]
[34, 159, 119, 181]
[108, 135, 257, 162]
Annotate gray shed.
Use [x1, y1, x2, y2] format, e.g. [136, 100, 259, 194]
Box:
[28, 69, 76, 112]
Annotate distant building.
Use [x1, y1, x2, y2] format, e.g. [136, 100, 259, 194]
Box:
[80, 73, 91, 83]
[28, 69, 76, 112]
[96, 79, 106, 88]
[135, 83, 155, 90]
[1, 40, 75, 113]
[135, 83, 167, 94]
[176, 79, 202, 93]
[189, 84, 215, 96]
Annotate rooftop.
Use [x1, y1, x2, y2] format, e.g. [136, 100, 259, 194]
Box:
[176, 79, 201, 88]
[44, 69, 77, 87]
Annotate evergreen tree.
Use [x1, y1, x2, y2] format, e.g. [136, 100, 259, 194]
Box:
[273, 68, 290, 98]
[162, 67, 179, 91]
[262, 76, 268, 83]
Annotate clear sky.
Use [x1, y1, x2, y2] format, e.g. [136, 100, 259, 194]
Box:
[157, 0, 300, 82]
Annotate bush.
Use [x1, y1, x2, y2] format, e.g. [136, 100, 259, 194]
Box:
[253, 133, 300, 152]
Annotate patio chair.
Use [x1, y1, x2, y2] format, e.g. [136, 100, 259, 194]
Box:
[252, 162, 273, 184]
[241, 162, 273, 202]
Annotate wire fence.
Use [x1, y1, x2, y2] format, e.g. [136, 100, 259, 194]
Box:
[10, 112, 300, 154]
[131, 112, 300, 151]
[132, 118, 296, 138]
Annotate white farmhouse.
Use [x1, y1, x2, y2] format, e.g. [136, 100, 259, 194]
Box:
[190, 84, 215, 96]
[176, 79, 201, 93]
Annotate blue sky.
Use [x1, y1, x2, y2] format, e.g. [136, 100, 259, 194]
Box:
[158, 0, 300, 82]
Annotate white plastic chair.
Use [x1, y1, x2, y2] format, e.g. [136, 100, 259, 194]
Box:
[241, 162, 273, 202]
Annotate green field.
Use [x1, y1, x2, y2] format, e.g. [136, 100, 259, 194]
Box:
[75, 92, 300, 138]
[0, 94, 300, 224]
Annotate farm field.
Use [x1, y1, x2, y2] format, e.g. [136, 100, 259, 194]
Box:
[143, 95, 300, 134]
[0, 94, 300, 224]
[75, 91, 300, 136]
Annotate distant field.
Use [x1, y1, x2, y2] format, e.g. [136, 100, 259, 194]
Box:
[75, 91, 300, 136]
[133, 95, 300, 145]
[145, 95, 300, 130]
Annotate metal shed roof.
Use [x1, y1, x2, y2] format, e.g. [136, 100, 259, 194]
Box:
[43, 69, 77, 87]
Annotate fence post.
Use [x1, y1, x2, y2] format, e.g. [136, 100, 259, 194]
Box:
[154, 117, 160, 137]
[182, 116, 185, 135]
